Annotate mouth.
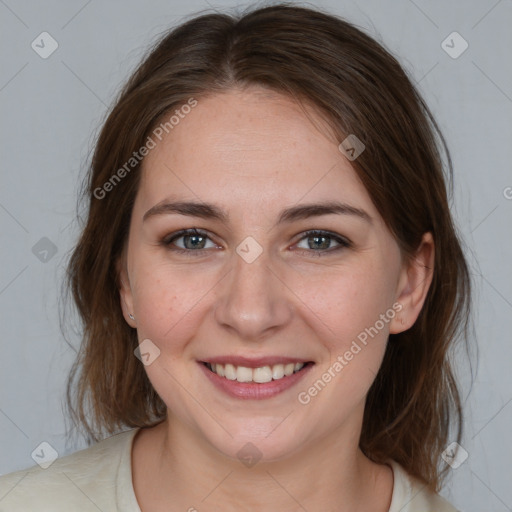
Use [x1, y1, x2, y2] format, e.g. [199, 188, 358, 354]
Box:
[202, 361, 312, 383]
[198, 358, 315, 400]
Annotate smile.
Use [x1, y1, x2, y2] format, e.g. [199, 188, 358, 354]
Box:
[199, 359, 314, 400]
[204, 361, 307, 383]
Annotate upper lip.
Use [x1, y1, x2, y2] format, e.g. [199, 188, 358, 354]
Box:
[200, 355, 313, 368]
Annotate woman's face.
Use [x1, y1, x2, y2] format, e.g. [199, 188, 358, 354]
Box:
[118, 87, 426, 462]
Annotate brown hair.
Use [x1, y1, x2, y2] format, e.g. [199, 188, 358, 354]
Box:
[63, 2, 472, 491]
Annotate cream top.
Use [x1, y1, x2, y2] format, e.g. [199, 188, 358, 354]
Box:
[0, 428, 458, 511]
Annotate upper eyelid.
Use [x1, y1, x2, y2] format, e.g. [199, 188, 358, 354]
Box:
[164, 228, 214, 242]
[163, 229, 219, 248]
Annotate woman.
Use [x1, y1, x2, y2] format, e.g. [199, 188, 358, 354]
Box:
[0, 3, 471, 510]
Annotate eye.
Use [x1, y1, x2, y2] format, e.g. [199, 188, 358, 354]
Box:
[161, 228, 351, 257]
[294, 230, 351, 255]
[162, 228, 219, 255]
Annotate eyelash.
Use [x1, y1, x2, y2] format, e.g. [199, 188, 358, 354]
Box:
[161, 228, 352, 257]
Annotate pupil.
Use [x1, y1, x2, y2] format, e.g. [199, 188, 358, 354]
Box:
[309, 235, 329, 250]
[185, 234, 205, 249]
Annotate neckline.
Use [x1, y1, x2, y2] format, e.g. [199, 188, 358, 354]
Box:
[386, 459, 411, 511]
[118, 427, 409, 512]
[116, 427, 143, 511]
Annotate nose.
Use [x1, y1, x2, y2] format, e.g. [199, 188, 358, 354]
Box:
[213, 243, 294, 342]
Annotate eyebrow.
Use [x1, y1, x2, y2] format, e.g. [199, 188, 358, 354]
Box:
[143, 199, 372, 225]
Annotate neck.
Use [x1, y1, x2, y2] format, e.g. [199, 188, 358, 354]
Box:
[133, 414, 393, 512]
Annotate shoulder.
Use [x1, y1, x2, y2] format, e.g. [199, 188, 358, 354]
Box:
[0, 428, 140, 512]
[388, 460, 459, 512]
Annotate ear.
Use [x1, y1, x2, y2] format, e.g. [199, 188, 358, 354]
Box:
[390, 232, 435, 334]
[116, 253, 137, 328]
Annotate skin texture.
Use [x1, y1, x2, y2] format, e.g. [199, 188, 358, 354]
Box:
[117, 87, 434, 511]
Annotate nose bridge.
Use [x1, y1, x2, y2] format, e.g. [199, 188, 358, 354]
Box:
[214, 238, 292, 339]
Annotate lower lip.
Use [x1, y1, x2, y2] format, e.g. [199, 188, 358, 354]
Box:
[198, 362, 314, 400]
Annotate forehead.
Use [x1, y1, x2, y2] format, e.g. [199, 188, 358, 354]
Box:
[136, 88, 378, 220]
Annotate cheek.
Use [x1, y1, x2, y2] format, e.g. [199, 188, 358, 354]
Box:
[130, 266, 216, 414]
[296, 262, 396, 345]
[129, 259, 224, 361]
[296, 262, 397, 395]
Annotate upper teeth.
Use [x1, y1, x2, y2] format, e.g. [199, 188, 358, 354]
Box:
[206, 362, 305, 383]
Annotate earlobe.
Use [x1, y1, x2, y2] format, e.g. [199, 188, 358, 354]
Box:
[116, 256, 136, 328]
[389, 232, 435, 334]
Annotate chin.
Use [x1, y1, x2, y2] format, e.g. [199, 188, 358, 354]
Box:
[199, 417, 307, 464]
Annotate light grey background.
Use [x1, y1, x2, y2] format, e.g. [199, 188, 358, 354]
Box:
[1, 0, 511, 510]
